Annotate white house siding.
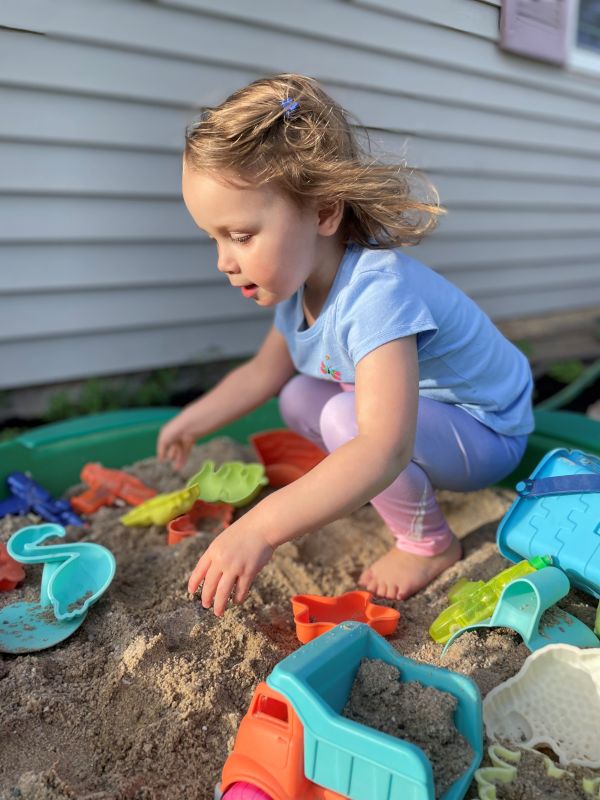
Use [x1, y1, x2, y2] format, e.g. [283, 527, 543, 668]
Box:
[0, 0, 599, 390]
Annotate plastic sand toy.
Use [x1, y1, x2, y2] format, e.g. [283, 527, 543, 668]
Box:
[121, 484, 199, 527]
[0, 542, 25, 591]
[497, 448, 600, 598]
[250, 430, 327, 487]
[474, 744, 600, 800]
[0, 471, 84, 527]
[429, 556, 551, 644]
[442, 565, 599, 655]
[0, 523, 115, 653]
[187, 460, 268, 507]
[167, 500, 234, 545]
[217, 621, 483, 800]
[291, 590, 400, 643]
[71, 462, 156, 514]
[483, 643, 600, 768]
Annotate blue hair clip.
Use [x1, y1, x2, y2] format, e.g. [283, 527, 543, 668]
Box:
[280, 97, 299, 117]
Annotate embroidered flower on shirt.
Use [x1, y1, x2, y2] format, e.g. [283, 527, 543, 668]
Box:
[320, 355, 342, 381]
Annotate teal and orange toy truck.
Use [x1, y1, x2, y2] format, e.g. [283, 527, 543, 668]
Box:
[216, 621, 483, 800]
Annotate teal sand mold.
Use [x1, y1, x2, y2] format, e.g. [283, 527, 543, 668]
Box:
[0, 523, 116, 653]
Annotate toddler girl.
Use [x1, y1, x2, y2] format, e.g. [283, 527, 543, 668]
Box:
[157, 74, 533, 617]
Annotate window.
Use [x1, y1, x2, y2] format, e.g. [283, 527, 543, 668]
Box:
[576, 0, 600, 52]
[570, 0, 600, 74]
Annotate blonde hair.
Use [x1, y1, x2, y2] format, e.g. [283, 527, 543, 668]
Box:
[185, 74, 442, 248]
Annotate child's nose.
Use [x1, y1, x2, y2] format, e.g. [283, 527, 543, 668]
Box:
[216, 247, 240, 275]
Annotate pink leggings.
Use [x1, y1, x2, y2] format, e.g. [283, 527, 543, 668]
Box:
[279, 375, 527, 556]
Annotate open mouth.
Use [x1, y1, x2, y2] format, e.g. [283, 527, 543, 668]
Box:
[241, 284, 259, 298]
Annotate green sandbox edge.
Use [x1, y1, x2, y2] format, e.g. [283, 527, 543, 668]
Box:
[0, 402, 598, 500]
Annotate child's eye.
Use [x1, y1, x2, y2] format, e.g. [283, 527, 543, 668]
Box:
[231, 234, 252, 244]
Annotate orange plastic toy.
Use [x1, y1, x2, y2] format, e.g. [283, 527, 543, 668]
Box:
[291, 590, 400, 643]
[221, 681, 349, 800]
[71, 463, 157, 515]
[167, 500, 234, 545]
[249, 430, 326, 488]
[0, 542, 26, 591]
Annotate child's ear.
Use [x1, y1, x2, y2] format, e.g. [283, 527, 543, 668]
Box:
[317, 200, 345, 236]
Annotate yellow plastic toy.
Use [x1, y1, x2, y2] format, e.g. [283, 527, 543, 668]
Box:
[120, 484, 199, 527]
[429, 555, 552, 644]
[187, 460, 268, 508]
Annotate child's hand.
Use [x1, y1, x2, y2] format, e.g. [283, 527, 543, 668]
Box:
[157, 413, 197, 470]
[188, 520, 274, 616]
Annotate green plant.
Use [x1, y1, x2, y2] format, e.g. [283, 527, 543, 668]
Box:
[42, 368, 180, 423]
[44, 391, 79, 423]
[0, 426, 25, 443]
[514, 339, 533, 359]
[132, 368, 177, 407]
[546, 360, 586, 385]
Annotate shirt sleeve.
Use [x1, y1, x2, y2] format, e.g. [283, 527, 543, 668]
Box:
[334, 269, 439, 366]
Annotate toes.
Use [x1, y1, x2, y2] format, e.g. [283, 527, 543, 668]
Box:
[375, 581, 388, 598]
[358, 568, 372, 587]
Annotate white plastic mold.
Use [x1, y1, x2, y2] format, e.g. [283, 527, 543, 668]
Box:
[483, 643, 600, 768]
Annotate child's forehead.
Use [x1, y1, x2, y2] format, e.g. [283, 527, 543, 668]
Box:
[183, 168, 291, 226]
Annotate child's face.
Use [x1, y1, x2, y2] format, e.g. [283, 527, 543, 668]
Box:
[182, 166, 334, 307]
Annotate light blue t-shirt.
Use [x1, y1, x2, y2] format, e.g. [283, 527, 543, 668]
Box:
[274, 244, 534, 436]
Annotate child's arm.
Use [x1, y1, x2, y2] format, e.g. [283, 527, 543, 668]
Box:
[157, 326, 295, 468]
[190, 335, 419, 615]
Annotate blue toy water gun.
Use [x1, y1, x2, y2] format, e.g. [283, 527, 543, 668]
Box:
[0, 472, 84, 527]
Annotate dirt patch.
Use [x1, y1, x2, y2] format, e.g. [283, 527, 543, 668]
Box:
[0, 436, 597, 799]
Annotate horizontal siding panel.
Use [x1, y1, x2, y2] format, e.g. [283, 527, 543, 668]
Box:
[158, 0, 500, 40]
[0, 87, 189, 150]
[8, 0, 593, 105]
[432, 174, 600, 208]
[2, 237, 598, 294]
[3, 144, 599, 209]
[377, 133, 600, 183]
[347, 0, 499, 37]
[3, 22, 600, 132]
[4, 83, 600, 159]
[0, 143, 181, 196]
[0, 284, 266, 341]
[3, 141, 600, 198]
[3, 197, 599, 242]
[0, 32, 258, 110]
[0, 243, 215, 291]
[454, 262, 600, 297]
[0, 197, 198, 241]
[415, 235, 600, 270]
[435, 209, 600, 237]
[0, 318, 272, 390]
[333, 85, 600, 157]
[479, 284, 600, 320]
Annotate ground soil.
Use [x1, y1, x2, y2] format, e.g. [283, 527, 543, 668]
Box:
[0, 436, 598, 800]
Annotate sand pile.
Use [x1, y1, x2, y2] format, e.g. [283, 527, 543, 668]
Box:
[0, 436, 597, 800]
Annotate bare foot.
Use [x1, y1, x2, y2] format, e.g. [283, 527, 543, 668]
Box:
[358, 536, 462, 600]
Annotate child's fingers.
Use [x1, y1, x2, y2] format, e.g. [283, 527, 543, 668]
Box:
[234, 575, 252, 605]
[157, 434, 169, 461]
[174, 440, 193, 471]
[201, 563, 223, 609]
[213, 573, 237, 617]
[188, 554, 210, 594]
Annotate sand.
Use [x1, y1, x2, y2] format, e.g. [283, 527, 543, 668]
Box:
[0, 436, 598, 800]
[343, 658, 473, 799]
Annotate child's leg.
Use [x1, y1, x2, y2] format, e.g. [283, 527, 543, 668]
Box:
[278, 374, 343, 452]
[319, 392, 527, 599]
